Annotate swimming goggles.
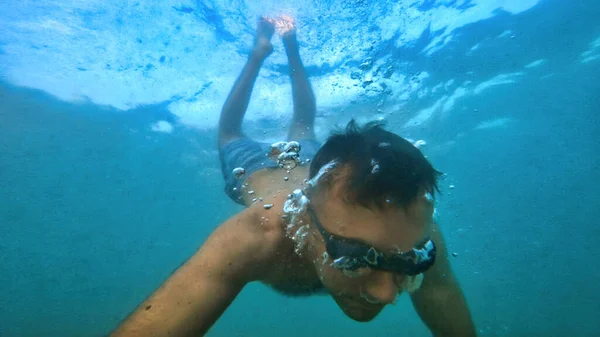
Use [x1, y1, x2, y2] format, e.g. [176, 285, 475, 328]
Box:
[308, 205, 436, 276]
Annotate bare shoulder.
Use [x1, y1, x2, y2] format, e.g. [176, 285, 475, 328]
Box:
[202, 197, 291, 281]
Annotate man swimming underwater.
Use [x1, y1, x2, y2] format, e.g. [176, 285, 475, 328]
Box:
[112, 15, 476, 337]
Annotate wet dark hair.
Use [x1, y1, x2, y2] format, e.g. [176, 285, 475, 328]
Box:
[308, 119, 442, 209]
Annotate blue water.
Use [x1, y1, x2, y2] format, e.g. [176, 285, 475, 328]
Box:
[1, 0, 599, 336]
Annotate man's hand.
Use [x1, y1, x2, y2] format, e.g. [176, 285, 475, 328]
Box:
[410, 223, 477, 337]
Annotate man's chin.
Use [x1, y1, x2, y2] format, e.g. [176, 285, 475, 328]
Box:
[340, 303, 384, 322]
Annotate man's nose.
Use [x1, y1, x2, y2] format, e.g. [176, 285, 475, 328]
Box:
[362, 270, 399, 305]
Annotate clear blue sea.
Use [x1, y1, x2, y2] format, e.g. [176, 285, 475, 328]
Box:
[1, 0, 599, 336]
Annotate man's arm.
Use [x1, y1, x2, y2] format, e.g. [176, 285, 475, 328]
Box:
[410, 223, 477, 337]
[111, 204, 278, 337]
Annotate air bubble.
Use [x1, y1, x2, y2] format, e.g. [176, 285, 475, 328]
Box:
[232, 167, 246, 179]
[268, 141, 302, 170]
[284, 141, 300, 153]
[283, 189, 309, 215]
[424, 192, 434, 202]
[305, 160, 338, 189]
[292, 224, 310, 255]
[370, 158, 380, 174]
[268, 141, 289, 159]
[322, 252, 329, 265]
[413, 140, 426, 148]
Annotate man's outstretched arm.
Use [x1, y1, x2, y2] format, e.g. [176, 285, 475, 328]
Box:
[111, 207, 274, 337]
[410, 223, 477, 337]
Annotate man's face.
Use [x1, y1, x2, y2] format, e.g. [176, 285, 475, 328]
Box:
[308, 183, 434, 322]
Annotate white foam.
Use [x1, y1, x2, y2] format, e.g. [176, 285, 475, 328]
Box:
[431, 82, 444, 94]
[151, 120, 174, 133]
[442, 87, 468, 113]
[419, 0, 539, 55]
[581, 55, 600, 64]
[525, 59, 546, 68]
[474, 117, 513, 130]
[498, 30, 513, 38]
[403, 71, 525, 129]
[473, 72, 524, 95]
[590, 35, 600, 49]
[403, 95, 448, 128]
[580, 35, 600, 64]
[0, 0, 541, 130]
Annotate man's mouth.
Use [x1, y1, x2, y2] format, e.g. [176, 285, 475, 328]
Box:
[359, 287, 383, 305]
[345, 297, 383, 310]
